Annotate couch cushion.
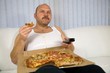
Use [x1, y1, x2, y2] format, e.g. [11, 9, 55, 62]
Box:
[0, 69, 17, 73]
[0, 28, 18, 70]
[87, 56, 110, 73]
[64, 26, 110, 58]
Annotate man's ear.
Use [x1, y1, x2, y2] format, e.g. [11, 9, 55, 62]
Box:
[34, 13, 37, 19]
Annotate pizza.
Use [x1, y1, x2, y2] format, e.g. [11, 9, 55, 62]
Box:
[54, 52, 76, 67]
[25, 22, 34, 27]
[25, 50, 83, 68]
[25, 53, 49, 68]
[73, 56, 83, 65]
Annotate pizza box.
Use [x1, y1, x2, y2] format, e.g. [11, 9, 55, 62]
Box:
[17, 46, 94, 73]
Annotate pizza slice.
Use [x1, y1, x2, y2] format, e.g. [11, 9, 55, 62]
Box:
[54, 52, 75, 67]
[25, 22, 34, 27]
[25, 53, 49, 68]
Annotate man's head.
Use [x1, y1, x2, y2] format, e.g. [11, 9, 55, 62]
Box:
[34, 4, 52, 27]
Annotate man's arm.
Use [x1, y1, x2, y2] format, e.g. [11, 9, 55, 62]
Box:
[54, 25, 75, 51]
[10, 34, 26, 64]
[10, 25, 32, 64]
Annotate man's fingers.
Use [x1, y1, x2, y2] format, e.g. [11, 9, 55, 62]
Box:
[20, 25, 28, 31]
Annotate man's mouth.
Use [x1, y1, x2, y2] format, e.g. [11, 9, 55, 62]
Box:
[42, 17, 49, 20]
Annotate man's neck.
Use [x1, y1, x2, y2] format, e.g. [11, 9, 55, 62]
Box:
[35, 23, 49, 29]
[33, 23, 51, 33]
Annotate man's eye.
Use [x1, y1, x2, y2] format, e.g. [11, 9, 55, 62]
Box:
[40, 10, 44, 13]
[47, 11, 51, 14]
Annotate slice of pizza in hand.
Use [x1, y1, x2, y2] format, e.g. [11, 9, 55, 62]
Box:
[25, 22, 34, 27]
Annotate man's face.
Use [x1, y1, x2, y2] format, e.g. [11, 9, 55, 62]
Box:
[34, 5, 52, 26]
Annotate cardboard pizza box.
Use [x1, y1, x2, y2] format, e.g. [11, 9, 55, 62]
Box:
[17, 46, 94, 73]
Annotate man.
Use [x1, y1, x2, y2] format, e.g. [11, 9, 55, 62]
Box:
[10, 4, 105, 73]
[10, 3, 74, 65]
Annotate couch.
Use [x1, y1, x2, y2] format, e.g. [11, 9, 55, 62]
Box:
[0, 25, 110, 73]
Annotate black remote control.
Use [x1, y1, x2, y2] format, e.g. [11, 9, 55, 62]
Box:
[63, 38, 75, 44]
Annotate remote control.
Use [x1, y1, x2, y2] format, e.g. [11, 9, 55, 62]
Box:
[63, 38, 75, 44]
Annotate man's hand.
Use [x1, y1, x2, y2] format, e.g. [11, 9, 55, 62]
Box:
[62, 41, 72, 48]
[62, 38, 74, 51]
[19, 25, 33, 41]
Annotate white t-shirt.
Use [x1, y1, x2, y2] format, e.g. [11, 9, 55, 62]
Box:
[25, 26, 63, 51]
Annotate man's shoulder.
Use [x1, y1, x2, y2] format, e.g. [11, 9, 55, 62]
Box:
[53, 25, 62, 31]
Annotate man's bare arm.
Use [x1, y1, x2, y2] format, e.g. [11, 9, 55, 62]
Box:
[54, 25, 75, 51]
[10, 25, 32, 64]
[10, 34, 26, 64]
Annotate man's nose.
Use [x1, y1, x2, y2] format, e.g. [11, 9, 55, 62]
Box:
[44, 12, 48, 16]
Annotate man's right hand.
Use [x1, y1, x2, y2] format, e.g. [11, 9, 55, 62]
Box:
[19, 25, 33, 41]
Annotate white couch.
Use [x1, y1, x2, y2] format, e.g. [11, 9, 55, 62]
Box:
[0, 25, 110, 73]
